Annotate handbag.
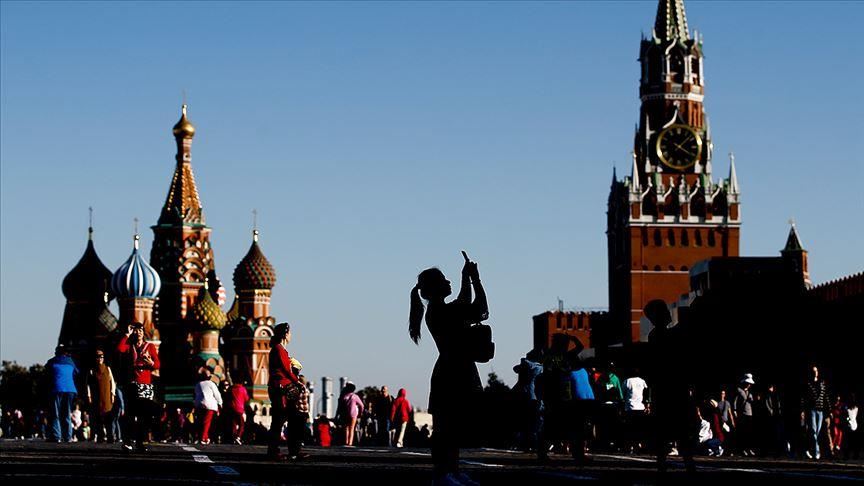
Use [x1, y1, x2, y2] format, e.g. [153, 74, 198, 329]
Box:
[282, 382, 305, 402]
[135, 383, 155, 400]
[466, 323, 495, 363]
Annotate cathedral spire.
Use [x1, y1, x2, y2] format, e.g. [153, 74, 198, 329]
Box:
[158, 105, 205, 226]
[654, 0, 690, 43]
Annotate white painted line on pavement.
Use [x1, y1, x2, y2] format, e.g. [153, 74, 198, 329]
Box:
[182, 447, 199, 452]
[460, 460, 504, 468]
[594, 453, 655, 463]
[541, 471, 599, 481]
[401, 451, 431, 456]
[480, 448, 522, 454]
[771, 470, 863, 481]
[209, 465, 240, 476]
[721, 467, 766, 473]
[192, 455, 213, 464]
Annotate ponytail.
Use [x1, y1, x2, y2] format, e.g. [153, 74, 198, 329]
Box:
[409, 285, 424, 344]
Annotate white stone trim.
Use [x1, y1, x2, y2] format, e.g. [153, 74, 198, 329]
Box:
[641, 92, 704, 102]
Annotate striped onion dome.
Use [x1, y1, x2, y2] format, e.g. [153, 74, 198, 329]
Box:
[193, 281, 227, 330]
[233, 230, 277, 291]
[112, 235, 161, 299]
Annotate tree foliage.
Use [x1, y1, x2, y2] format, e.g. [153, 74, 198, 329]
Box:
[0, 361, 48, 412]
[484, 371, 510, 393]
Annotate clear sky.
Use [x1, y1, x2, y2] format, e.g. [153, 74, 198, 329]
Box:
[2, 1, 862, 406]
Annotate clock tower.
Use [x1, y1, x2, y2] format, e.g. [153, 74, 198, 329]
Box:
[607, 0, 741, 343]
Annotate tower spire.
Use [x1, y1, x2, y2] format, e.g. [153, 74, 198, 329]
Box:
[654, 0, 690, 43]
[88, 206, 94, 240]
[728, 152, 740, 194]
[783, 219, 805, 252]
[630, 151, 641, 192]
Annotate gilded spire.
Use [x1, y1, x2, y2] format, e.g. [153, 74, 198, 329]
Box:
[159, 105, 205, 226]
[173, 104, 196, 139]
[654, 0, 690, 43]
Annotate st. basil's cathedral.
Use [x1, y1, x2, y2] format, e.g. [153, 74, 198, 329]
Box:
[57, 105, 278, 408]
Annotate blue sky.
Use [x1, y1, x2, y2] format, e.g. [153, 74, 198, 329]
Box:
[2, 1, 862, 406]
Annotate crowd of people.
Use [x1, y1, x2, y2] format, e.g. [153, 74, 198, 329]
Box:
[509, 303, 862, 467]
[0, 321, 427, 456]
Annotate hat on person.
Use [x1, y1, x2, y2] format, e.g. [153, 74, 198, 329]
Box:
[709, 399, 719, 408]
[130, 322, 145, 330]
[741, 373, 755, 385]
[55, 344, 67, 354]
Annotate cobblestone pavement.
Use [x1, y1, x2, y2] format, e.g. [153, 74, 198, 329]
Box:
[2, 440, 863, 484]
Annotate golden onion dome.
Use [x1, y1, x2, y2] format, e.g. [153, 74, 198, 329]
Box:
[172, 104, 196, 139]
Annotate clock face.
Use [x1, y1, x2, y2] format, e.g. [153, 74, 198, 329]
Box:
[656, 124, 703, 170]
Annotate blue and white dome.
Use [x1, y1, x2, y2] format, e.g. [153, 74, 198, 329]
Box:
[112, 235, 161, 299]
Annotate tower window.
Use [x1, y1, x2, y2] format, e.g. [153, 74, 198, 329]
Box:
[642, 228, 649, 247]
[708, 230, 716, 247]
[695, 230, 703, 247]
[681, 265, 689, 271]
[654, 229, 662, 247]
[668, 265, 675, 271]
[667, 229, 676, 246]
[681, 230, 689, 247]
[654, 265, 662, 271]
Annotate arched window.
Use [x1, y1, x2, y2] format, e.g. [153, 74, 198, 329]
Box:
[681, 265, 689, 271]
[642, 227, 649, 247]
[642, 265, 648, 271]
[708, 230, 716, 247]
[670, 52, 685, 83]
[681, 229, 689, 246]
[668, 265, 676, 271]
[654, 265, 662, 271]
[654, 229, 662, 247]
[667, 229, 676, 246]
[694, 230, 703, 247]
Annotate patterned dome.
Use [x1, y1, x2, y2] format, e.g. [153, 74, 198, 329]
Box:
[233, 230, 277, 290]
[193, 283, 227, 330]
[62, 227, 113, 302]
[112, 235, 161, 299]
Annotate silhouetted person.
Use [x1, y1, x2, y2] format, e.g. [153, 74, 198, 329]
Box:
[538, 334, 586, 462]
[644, 299, 695, 474]
[409, 255, 488, 486]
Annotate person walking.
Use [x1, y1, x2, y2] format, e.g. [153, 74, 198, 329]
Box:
[115, 321, 160, 452]
[108, 387, 125, 443]
[801, 365, 829, 460]
[46, 344, 78, 443]
[513, 349, 544, 453]
[192, 369, 222, 445]
[644, 299, 696, 474]
[623, 369, 649, 453]
[337, 383, 364, 446]
[266, 322, 307, 460]
[374, 386, 395, 446]
[734, 373, 757, 456]
[84, 348, 116, 443]
[390, 388, 412, 448]
[226, 381, 250, 445]
[408, 254, 488, 486]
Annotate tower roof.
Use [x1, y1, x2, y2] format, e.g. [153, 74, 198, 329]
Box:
[783, 223, 805, 252]
[172, 104, 196, 139]
[233, 230, 277, 291]
[62, 226, 114, 302]
[654, 0, 690, 43]
[159, 105, 205, 226]
[192, 281, 227, 330]
[112, 234, 162, 299]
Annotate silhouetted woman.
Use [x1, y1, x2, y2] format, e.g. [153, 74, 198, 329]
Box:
[409, 257, 488, 485]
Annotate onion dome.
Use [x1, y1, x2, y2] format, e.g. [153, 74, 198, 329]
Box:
[172, 104, 196, 139]
[193, 280, 227, 330]
[62, 226, 113, 302]
[112, 234, 162, 299]
[233, 230, 277, 291]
